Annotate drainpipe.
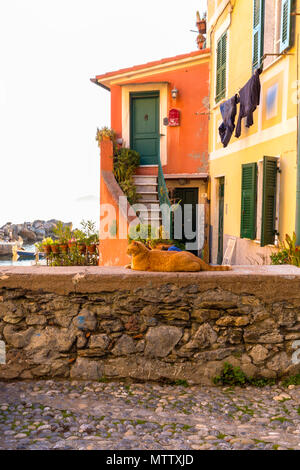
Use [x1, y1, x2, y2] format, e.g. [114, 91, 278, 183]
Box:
[296, 34, 300, 245]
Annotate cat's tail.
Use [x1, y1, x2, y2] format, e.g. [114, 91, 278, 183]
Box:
[206, 265, 232, 271]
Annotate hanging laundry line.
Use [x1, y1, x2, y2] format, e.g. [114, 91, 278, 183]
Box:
[216, 51, 294, 101]
[218, 67, 262, 146]
[195, 52, 294, 121]
[216, 51, 294, 147]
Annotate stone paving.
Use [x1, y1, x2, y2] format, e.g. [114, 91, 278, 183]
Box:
[0, 380, 300, 450]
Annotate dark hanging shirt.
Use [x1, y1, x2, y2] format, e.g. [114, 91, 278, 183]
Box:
[235, 67, 262, 138]
[218, 94, 239, 147]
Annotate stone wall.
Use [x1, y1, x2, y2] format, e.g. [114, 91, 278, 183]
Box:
[1, 265, 300, 384]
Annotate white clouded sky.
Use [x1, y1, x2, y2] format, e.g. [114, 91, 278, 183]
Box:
[0, 0, 206, 229]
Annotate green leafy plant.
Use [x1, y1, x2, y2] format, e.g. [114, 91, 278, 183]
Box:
[213, 362, 276, 388]
[53, 221, 72, 244]
[250, 377, 276, 387]
[73, 229, 85, 243]
[113, 147, 140, 205]
[42, 237, 53, 245]
[96, 126, 116, 145]
[174, 379, 189, 387]
[213, 362, 248, 387]
[281, 374, 300, 387]
[35, 237, 53, 252]
[271, 232, 300, 267]
[79, 220, 99, 246]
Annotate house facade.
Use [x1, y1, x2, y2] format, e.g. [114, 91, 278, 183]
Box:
[207, 0, 299, 265]
[92, 48, 211, 266]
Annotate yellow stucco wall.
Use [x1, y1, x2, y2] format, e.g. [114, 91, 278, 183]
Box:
[207, 0, 299, 264]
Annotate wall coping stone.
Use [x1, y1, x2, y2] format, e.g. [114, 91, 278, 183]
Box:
[0, 265, 300, 303]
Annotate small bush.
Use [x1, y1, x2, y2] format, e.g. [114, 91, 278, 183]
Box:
[281, 374, 300, 388]
[271, 232, 300, 267]
[174, 379, 189, 387]
[213, 362, 276, 388]
[113, 148, 140, 205]
[213, 362, 248, 387]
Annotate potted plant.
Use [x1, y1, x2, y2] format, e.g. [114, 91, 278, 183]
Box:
[51, 240, 60, 254]
[43, 237, 53, 254]
[96, 126, 116, 145]
[53, 221, 72, 253]
[68, 238, 77, 249]
[77, 220, 99, 254]
[86, 233, 99, 254]
[73, 228, 86, 254]
[60, 243, 68, 254]
[196, 11, 206, 34]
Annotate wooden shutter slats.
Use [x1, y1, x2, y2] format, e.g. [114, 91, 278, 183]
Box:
[241, 163, 257, 240]
[280, 0, 292, 53]
[252, 0, 264, 71]
[261, 156, 278, 247]
[216, 32, 227, 103]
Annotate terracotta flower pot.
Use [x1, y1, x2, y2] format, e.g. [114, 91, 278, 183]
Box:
[78, 243, 86, 254]
[59, 244, 68, 253]
[87, 244, 96, 254]
[196, 19, 206, 34]
[43, 245, 52, 255]
[68, 241, 77, 249]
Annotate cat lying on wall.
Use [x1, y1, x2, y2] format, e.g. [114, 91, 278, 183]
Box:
[126, 241, 231, 272]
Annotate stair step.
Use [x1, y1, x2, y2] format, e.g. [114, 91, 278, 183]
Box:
[135, 184, 158, 193]
[137, 193, 159, 202]
[135, 201, 160, 206]
[137, 211, 161, 218]
[133, 176, 157, 185]
[136, 202, 160, 209]
[139, 215, 161, 223]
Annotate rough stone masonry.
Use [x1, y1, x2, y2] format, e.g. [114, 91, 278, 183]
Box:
[0, 265, 300, 384]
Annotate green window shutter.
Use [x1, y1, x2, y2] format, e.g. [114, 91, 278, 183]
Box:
[261, 156, 278, 247]
[252, 0, 264, 71]
[241, 163, 257, 240]
[216, 32, 227, 103]
[279, 0, 292, 53]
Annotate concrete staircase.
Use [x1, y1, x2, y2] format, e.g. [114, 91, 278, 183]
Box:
[133, 175, 161, 226]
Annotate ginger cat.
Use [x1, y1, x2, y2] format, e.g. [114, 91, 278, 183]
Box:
[126, 241, 231, 272]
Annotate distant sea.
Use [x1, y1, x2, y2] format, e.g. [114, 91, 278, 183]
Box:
[0, 244, 36, 267]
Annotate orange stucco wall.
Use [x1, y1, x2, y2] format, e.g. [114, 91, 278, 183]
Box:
[99, 140, 131, 267]
[110, 60, 209, 175]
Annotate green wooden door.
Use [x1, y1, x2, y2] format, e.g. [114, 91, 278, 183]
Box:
[130, 92, 160, 166]
[173, 187, 199, 255]
[217, 178, 225, 264]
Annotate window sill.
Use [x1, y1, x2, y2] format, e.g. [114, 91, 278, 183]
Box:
[212, 96, 227, 111]
[242, 238, 276, 248]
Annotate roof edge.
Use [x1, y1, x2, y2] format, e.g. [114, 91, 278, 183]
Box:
[90, 78, 110, 92]
[93, 48, 210, 86]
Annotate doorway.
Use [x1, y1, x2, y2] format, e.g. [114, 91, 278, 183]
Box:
[217, 177, 225, 264]
[173, 187, 199, 255]
[130, 91, 160, 166]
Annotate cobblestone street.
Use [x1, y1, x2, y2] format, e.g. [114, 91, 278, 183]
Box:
[0, 380, 300, 450]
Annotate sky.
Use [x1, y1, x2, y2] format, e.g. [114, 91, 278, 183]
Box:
[0, 0, 206, 230]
